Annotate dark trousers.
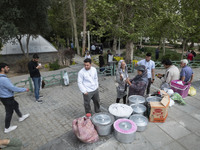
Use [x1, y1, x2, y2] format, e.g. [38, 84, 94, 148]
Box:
[0, 97, 22, 128]
[116, 95, 127, 104]
[83, 89, 101, 114]
[146, 78, 152, 95]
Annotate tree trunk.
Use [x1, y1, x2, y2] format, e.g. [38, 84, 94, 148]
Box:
[82, 0, 87, 56]
[26, 34, 31, 58]
[69, 0, 80, 55]
[16, 35, 26, 57]
[112, 37, 117, 54]
[162, 38, 166, 56]
[67, 38, 70, 47]
[125, 41, 134, 64]
[118, 37, 120, 56]
[181, 38, 186, 59]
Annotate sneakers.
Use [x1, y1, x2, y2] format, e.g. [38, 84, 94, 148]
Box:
[19, 114, 30, 122]
[4, 125, 17, 133]
[39, 95, 43, 98]
[36, 99, 43, 103]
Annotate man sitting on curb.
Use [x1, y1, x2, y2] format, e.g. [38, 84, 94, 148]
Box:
[180, 59, 193, 83]
[0, 63, 30, 133]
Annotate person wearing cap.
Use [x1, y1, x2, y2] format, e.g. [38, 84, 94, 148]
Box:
[0, 63, 30, 133]
[180, 59, 193, 83]
[28, 54, 43, 103]
[136, 53, 155, 95]
[126, 65, 148, 96]
[156, 59, 180, 88]
[116, 60, 128, 104]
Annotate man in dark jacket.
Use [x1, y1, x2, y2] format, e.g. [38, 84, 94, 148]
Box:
[28, 54, 43, 103]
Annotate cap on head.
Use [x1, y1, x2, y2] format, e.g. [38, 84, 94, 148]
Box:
[33, 54, 39, 59]
[135, 65, 145, 72]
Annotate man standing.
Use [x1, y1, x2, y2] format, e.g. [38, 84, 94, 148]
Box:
[156, 59, 180, 88]
[78, 58, 101, 114]
[180, 59, 193, 83]
[0, 63, 30, 133]
[28, 54, 43, 103]
[136, 53, 155, 95]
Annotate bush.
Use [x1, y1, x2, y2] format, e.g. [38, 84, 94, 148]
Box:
[16, 57, 29, 73]
[49, 60, 60, 70]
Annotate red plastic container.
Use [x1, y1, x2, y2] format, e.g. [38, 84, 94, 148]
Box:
[170, 80, 191, 98]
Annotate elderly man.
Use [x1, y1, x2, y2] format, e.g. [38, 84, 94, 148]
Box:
[78, 58, 101, 114]
[180, 59, 193, 83]
[157, 59, 180, 88]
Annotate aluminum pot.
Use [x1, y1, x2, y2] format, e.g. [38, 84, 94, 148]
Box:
[130, 104, 146, 115]
[128, 95, 146, 105]
[146, 96, 162, 102]
[91, 112, 115, 136]
[129, 114, 148, 132]
[113, 118, 137, 143]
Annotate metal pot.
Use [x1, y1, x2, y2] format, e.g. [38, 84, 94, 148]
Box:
[113, 119, 137, 143]
[91, 112, 115, 136]
[128, 95, 146, 105]
[129, 114, 148, 132]
[130, 104, 146, 115]
[146, 96, 162, 102]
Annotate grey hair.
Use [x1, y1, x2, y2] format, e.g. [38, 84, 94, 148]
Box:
[181, 59, 188, 65]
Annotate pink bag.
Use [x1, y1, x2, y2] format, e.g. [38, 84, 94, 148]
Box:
[72, 117, 99, 143]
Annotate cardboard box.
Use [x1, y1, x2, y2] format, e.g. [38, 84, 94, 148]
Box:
[149, 91, 170, 123]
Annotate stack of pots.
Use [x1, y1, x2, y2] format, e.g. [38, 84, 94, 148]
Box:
[128, 95, 149, 132]
[91, 112, 115, 136]
[113, 118, 137, 143]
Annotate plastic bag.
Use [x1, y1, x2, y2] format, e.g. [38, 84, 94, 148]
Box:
[188, 86, 196, 96]
[63, 72, 69, 85]
[171, 92, 186, 105]
[72, 117, 99, 143]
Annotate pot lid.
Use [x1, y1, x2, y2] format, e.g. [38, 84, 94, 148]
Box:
[146, 96, 162, 102]
[92, 113, 113, 125]
[128, 95, 145, 104]
[129, 114, 148, 126]
[131, 104, 146, 113]
[108, 103, 133, 117]
[114, 119, 137, 134]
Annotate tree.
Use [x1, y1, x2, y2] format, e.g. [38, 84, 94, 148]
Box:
[82, 0, 87, 56]
[0, 0, 50, 57]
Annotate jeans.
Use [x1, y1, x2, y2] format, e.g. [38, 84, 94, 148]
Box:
[146, 78, 152, 95]
[32, 77, 41, 100]
[1, 97, 22, 128]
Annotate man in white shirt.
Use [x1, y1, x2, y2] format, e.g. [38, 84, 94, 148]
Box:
[78, 58, 101, 114]
[136, 53, 155, 95]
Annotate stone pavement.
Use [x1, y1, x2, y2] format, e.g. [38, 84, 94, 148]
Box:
[0, 56, 200, 150]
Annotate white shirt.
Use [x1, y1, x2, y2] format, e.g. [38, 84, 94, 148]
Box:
[85, 55, 91, 59]
[137, 59, 155, 78]
[78, 66, 99, 93]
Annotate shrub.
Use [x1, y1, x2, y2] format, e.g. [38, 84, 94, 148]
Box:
[16, 57, 29, 73]
[49, 60, 60, 70]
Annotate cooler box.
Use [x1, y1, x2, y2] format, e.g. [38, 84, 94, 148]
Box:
[170, 80, 191, 98]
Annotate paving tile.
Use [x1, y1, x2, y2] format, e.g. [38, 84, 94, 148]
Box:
[173, 103, 199, 114]
[178, 133, 200, 150]
[141, 125, 173, 149]
[175, 113, 200, 132]
[167, 105, 185, 120]
[156, 141, 186, 150]
[158, 119, 191, 140]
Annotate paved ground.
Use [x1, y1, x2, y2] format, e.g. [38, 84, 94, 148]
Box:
[1, 55, 200, 150]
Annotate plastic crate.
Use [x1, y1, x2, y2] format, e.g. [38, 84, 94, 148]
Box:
[170, 80, 191, 98]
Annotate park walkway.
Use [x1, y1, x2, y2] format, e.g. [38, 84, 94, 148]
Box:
[0, 55, 200, 150]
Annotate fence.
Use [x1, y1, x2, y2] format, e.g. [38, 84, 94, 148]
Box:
[14, 60, 200, 92]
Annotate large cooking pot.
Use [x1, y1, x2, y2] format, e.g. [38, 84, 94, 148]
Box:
[113, 118, 137, 143]
[128, 95, 146, 105]
[146, 96, 162, 102]
[91, 112, 115, 136]
[109, 103, 133, 120]
[130, 104, 146, 115]
[129, 114, 148, 132]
